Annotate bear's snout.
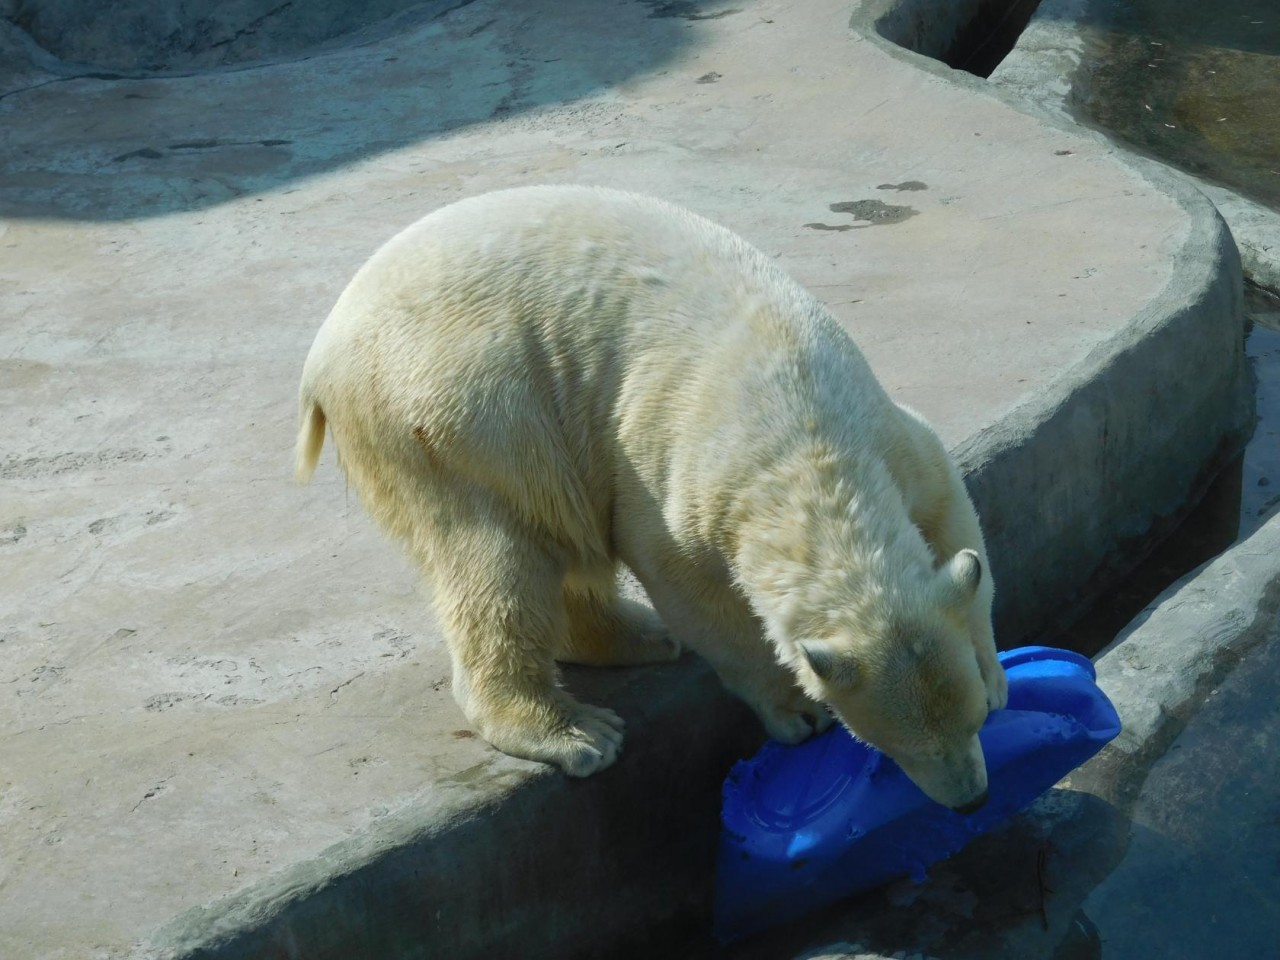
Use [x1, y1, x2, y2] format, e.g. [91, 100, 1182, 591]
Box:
[950, 789, 989, 815]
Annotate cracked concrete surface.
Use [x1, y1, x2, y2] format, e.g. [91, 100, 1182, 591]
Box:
[0, 0, 1252, 957]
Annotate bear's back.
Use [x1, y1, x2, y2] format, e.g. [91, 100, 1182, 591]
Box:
[304, 186, 830, 420]
[329, 185, 809, 352]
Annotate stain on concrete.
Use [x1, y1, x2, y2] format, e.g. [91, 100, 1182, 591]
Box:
[876, 180, 928, 191]
[16, 664, 65, 695]
[144, 692, 208, 712]
[644, 2, 740, 20]
[83, 508, 176, 540]
[131, 778, 172, 812]
[113, 148, 163, 162]
[114, 140, 294, 163]
[441, 761, 497, 786]
[830, 199, 917, 223]
[0, 359, 53, 389]
[87, 517, 117, 535]
[1, 448, 150, 481]
[804, 199, 918, 231]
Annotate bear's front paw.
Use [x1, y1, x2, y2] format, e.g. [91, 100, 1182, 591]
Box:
[649, 630, 683, 662]
[761, 703, 829, 745]
[559, 702, 628, 776]
[984, 661, 1009, 712]
[477, 697, 627, 777]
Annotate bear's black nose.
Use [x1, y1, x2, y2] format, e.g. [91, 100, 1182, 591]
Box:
[952, 790, 988, 815]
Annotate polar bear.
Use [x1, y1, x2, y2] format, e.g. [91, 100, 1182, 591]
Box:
[296, 185, 1007, 811]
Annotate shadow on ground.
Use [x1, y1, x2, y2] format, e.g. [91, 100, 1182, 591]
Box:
[0, 0, 716, 221]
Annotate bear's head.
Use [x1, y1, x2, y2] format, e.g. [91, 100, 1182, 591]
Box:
[796, 549, 992, 813]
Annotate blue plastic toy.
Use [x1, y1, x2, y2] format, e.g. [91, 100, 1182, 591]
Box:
[714, 646, 1121, 942]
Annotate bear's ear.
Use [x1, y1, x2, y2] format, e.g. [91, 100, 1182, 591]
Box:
[800, 643, 859, 687]
[938, 549, 982, 609]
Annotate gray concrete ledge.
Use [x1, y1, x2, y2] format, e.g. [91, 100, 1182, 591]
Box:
[0, 0, 1253, 957]
[155, 663, 758, 960]
[956, 156, 1249, 643]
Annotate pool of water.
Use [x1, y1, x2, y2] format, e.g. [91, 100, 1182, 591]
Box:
[1077, 0, 1280, 210]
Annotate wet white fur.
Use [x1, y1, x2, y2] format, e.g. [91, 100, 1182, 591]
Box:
[296, 186, 1006, 804]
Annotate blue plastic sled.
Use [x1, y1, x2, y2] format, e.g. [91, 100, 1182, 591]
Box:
[714, 646, 1121, 943]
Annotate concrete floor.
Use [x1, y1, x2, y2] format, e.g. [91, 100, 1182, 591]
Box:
[0, 0, 1253, 957]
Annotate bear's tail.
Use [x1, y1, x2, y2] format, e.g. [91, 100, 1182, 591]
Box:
[295, 400, 327, 484]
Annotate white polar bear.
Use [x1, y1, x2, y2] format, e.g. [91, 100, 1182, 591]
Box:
[296, 185, 1007, 811]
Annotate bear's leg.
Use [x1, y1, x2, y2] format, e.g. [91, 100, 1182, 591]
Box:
[896, 405, 1008, 711]
[427, 512, 627, 777]
[558, 581, 682, 667]
[634, 571, 832, 743]
[916, 510, 1007, 711]
[716, 656, 835, 744]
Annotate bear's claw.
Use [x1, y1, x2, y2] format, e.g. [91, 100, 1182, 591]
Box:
[559, 703, 626, 776]
[984, 660, 1009, 711]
